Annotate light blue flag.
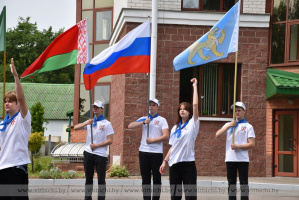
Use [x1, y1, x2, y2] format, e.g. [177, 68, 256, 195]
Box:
[173, 1, 240, 71]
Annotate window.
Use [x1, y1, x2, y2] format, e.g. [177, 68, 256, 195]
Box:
[182, 0, 237, 11]
[180, 63, 240, 117]
[96, 10, 112, 41]
[270, 0, 299, 65]
[79, 84, 111, 123]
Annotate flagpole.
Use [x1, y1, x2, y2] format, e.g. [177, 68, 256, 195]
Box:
[149, 0, 157, 100]
[232, 0, 241, 144]
[89, 90, 93, 144]
[2, 51, 6, 118]
[232, 51, 238, 144]
[147, 73, 150, 137]
[147, 0, 158, 138]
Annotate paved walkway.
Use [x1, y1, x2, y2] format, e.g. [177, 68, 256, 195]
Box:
[28, 176, 299, 199]
[30, 176, 299, 190]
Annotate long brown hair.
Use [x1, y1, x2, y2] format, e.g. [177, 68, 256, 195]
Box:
[175, 102, 193, 126]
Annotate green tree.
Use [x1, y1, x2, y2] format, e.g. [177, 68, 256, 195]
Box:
[0, 17, 75, 83]
[30, 102, 48, 134]
[28, 132, 45, 173]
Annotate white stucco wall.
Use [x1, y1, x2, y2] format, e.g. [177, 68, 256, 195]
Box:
[113, 0, 181, 27]
[243, 0, 266, 14]
[114, 0, 128, 27]
[44, 119, 72, 140]
[113, 0, 267, 24]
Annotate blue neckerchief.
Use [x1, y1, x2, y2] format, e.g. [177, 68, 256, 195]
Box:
[0, 111, 20, 132]
[92, 114, 105, 126]
[136, 113, 159, 122]
[148, 113, 158, 120]
[228, 118, 247, 133]
[170, 119, 190, 139]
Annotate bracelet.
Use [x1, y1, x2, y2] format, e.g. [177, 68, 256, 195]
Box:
[143, 121, 145, 125]
[164, 159, 168, 162]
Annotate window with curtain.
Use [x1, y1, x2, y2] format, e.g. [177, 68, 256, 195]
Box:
[96, 10, 112, 41]
[180, 63, 240, 117]
[271, 0, 299, 65]
[182, 0, 237, 11]
[94, 85, 110, 118]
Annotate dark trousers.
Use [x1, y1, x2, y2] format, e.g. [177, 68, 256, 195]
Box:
[226, 162, 249, 200]
[0, 165, 29, 200]
[169, 161, 197, 200]
[84, 151, 107, 200]
[139, 151, 163, 200]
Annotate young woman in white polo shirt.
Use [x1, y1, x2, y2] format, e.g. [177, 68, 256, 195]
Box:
[160, 78, 200, 200]
[0, 58, 31, 200]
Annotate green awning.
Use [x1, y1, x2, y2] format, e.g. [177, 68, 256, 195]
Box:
[266, 69, 299, 99]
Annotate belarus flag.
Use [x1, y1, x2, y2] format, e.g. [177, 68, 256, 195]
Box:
[83, 20, 151, 90]
[20, 18, 89, 80]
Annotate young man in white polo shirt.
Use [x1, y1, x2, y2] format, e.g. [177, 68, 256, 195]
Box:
[0, 58, 31, 200]
[216, 102, 255, 200]
[128, 99, 169, 200]
[74, 100, 114, 200]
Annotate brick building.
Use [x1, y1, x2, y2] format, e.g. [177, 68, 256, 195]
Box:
[70, 0, 299, 177]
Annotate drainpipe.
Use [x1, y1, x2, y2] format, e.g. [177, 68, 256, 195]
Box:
[66, 109, 73, 143]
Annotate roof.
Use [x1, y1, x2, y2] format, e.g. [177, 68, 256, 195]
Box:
[0, 83, 74, 119]
[266, 69, 299, 99]
[51, 142, 85, 157]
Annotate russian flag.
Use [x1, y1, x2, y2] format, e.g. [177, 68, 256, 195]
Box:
[83, 20, 151, 90]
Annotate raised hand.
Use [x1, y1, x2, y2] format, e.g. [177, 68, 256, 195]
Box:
[190, 78, 197, 87]
[10, 58, 18, 77]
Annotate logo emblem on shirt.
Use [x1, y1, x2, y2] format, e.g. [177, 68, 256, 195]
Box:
[99, 125, 104, 130]
[154, 121, 159, 125]
[11, 119, 16, 125]
[241, 126, 246, 131]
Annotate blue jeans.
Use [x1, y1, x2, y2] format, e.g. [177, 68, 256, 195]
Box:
[169, 161, 197, 200]
[226, 162, 249, 200]
[83, 151, 107, 200]
[139, 151, 163, 200]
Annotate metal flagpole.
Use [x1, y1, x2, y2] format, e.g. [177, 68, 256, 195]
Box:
[232, 51, 238, 144]
[147, 0, 158, 138]
[150, 0, 157, 100]
[147, 73, 150, 137]
[89, 90, 93, 144]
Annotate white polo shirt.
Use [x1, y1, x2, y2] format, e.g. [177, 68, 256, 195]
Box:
[138, 115, 169, 153]
[0, 111, 31, 170]
[83, 119, 114, 157]
[168, 116, 200, 167]
[224, 121, 255, 162]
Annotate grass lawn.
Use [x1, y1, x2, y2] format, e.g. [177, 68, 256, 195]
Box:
[28, 156, 84, 179]
[28, 156, 52, 178]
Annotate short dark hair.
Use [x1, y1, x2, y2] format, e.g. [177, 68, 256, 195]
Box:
[175, 102, 193, 126]
[3, 91, 17, 103]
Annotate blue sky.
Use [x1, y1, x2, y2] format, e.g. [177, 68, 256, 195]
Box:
[1, 0, 76, 31]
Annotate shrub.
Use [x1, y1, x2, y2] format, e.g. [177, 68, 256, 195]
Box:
[39, 170, 52, 179]
[49, 166, 62, 179]
[63, 170, 77, 179]
[34, 162, 43, 173]
[109, 165, 130, 178]
[38, 167, 81, 179]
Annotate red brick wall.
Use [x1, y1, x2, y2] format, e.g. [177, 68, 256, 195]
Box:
[266, 97, 299, 177]
[73, 23, 270, 177]
[70, 129, 87, 143]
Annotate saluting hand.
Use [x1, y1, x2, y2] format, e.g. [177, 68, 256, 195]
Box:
[10, 58, 18, 77]
[190, 78, 197, 87]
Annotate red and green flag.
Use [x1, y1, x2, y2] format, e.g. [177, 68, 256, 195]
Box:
[0, 6, 6, 52]
[20, 18, 89, 80]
